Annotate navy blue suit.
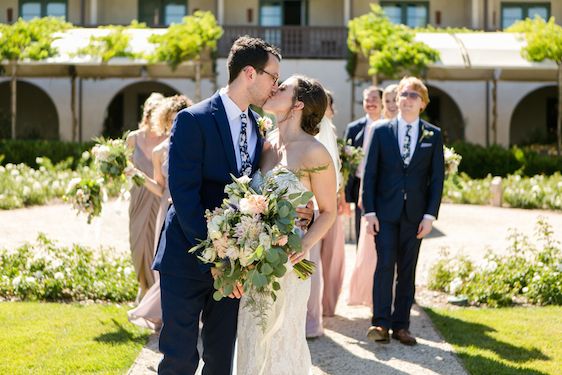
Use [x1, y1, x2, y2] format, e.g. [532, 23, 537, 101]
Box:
[362, 118, 444, 330]
[343, 117, 368, 244]
[153, 92, 263, 375]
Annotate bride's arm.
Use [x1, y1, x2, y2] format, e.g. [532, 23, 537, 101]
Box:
[299, 144, 337, 255]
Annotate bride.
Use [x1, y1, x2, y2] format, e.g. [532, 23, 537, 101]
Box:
[237, 75, 338, 374]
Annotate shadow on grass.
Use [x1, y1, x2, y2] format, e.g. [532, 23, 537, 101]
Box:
[425, 309, 550, 374]
[94, 319, 150, 345]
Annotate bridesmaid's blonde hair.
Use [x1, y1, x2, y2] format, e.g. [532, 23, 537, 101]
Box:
[151, 95, 193, 136]
[138, 92, 165, 131]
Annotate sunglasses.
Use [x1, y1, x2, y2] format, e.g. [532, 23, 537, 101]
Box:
[399, 91, 422, 100]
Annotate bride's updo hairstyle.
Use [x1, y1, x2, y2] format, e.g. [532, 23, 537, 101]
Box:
[292, 75, 328, 136]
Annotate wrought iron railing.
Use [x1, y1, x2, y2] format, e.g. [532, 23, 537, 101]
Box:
[218, 26, 348, 59]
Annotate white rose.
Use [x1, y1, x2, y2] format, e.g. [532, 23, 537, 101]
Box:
[54, 272, 64, 280]
[237, 175, 252, 184]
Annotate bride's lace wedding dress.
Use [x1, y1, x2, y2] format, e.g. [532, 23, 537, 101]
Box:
[236, 167, 313, 375]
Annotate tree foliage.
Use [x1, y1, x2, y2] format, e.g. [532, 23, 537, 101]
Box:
[76, 21, 146, 63]
[506, 16, 562, 64]
[0, 17, 71, 61]
[347, 4, 439, 79]
[147, 11, 223, 69]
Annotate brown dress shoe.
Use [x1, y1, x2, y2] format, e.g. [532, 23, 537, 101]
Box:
[391, 329, 417, 346]
[366, 326, 390, 343]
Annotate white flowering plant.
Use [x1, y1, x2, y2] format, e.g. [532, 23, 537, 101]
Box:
[91, 136, 144, 187]
[189, 167, 316, 329]
[443, 145, 462, 178]
[428, 217, 561, 307]
[337, 138, 364, 186]
[0, 234, 137, 302]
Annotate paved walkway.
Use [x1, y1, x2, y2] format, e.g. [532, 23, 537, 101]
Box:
[1, 201, 561, 374]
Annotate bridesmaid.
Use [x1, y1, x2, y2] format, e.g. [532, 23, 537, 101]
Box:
[306, 91, 343, 337]
[128, 95, 192, 330]
[319, 92, 346, 317]
[126, 93, 166, 301]
[348, 84, 398, 307]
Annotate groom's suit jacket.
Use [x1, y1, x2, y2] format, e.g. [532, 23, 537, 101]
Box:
[362, 118, 444, 223]
[153, 92, 263, 278]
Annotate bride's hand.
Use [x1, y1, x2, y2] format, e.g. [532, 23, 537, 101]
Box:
[229, 282, 244, 299]
[288, 251, 306, 265]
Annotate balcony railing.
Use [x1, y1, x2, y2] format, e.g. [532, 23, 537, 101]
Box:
[218, 26, 348, 59]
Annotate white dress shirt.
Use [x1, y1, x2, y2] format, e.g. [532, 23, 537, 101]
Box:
[219, 89, 257, 171]
[355, 115, 376, 178]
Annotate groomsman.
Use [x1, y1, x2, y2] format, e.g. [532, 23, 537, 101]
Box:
[343, 86, 382, 244]
[362, 77, 444, 346]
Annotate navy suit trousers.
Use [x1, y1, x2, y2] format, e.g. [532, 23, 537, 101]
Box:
[158, 272, 240, 375]
[372, 208, 422, 330]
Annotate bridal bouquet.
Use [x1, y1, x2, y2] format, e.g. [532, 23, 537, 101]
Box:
[444, 145, 462, 178]
[64, 177, 104, 223]
[91, 136, 144, 187]
[189, 167, 315, 329]
[338, 138, 364, 186]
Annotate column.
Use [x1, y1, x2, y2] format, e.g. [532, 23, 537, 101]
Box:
[90, 0, 98, 26]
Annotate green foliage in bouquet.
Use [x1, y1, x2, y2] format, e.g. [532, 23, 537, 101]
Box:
[0, 234, 138, 302]
[337, 138, 363, 186]
[428, 217, 561, 307]
[91, 135, 144, 187]
[190, 168, 316, 330]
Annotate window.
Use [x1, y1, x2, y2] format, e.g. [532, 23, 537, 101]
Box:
[259, 1, 306, 26]
[139, 0, 187, 26]
[381, 2, 429, 28]
[19, 0, 67, 20]
[501, 2, 550, 29]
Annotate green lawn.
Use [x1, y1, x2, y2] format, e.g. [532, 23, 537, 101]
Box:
[0, 302, 150, 374]
[425, 306, 561, 375]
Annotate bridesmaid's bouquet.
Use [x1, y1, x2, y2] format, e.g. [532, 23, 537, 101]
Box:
[91, 136, 144, 187]
[64, 177, 104, 223]
[444, 145, 462, 178]
[338, 138, 364, 186]
[189, 167, 315, 330]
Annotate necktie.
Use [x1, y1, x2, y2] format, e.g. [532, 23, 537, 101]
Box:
[239, 113, 253, 176]
[402, 124, 412, 166]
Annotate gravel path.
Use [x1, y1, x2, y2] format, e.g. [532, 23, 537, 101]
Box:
[2, 201, 560, 374]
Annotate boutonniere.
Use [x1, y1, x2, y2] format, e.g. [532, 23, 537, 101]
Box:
[257, 116, 274, 137]
[419, 126, 434, 143]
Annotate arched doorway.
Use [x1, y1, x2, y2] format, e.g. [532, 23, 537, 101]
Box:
[424, 85, 464, 144]
[0, 81, 59, 139]
[510, 86, 557, 145]
[103, 81, 180, 138]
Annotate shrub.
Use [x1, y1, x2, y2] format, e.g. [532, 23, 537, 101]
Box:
[451, 141, 562, 178]
[0, 140, 94, 169]
[428, 217, 561, 307]
[0, 234, 138, 302]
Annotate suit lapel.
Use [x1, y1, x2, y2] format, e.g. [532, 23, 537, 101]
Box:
[389, 119, 403, 164]
[211, 93, 239, 176]
[355, 118, 367, 147]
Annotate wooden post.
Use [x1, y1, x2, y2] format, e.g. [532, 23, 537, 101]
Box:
[70, 66, 78, 142]
[10, 61, 16, 140]
[195, 60, 202, 102]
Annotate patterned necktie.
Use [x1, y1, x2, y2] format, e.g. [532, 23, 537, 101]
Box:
[239, 113, 253, 176]
[402, 124, 412, 166]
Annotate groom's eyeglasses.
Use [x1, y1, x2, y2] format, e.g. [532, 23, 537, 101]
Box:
[256, 68, 279, 85]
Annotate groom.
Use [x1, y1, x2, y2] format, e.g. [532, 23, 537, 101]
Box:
[153, 36, 299, 374]
[362, 76, 444, 346]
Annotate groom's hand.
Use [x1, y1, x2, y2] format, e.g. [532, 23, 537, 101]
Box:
[296, 200, 314, 229]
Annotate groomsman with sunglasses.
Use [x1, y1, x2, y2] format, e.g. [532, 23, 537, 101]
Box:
[362, 76, 444, 346]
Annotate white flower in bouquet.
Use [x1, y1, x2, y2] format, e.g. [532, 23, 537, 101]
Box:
[444, 146, 462, 177]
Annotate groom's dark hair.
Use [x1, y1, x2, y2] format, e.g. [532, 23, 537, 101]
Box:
[227, 36, 282, 84]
